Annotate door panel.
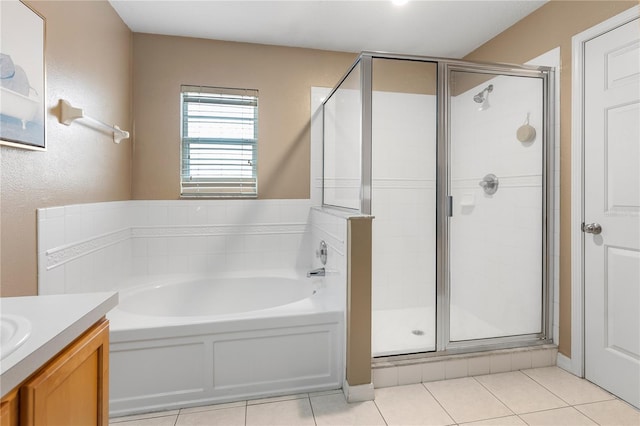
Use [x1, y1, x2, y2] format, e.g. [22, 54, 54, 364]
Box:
[606, 102, 640, 214]
[370, 59, 438, 357]
[584, 17, 640, 409]
[448, 70, 544, 342]
[605, 247, 640, 360]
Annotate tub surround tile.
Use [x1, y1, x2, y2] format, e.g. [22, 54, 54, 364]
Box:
[424, 377, 513, 424]
[374, 383, 454, 426]
[519, 407, 598, 426]
[574, 400, 640, 426]
[475, 371, 567, 414]
[310, 393, 386, 426]
[38, 199, 316, 297]
[522, 367, 616, 405]
[245, 398, 315, 426]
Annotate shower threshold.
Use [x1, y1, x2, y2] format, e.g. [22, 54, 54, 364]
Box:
[372, 344, 558, 389]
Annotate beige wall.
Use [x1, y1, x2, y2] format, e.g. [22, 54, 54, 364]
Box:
[464, 0, 638, 357]
[347, 217, 373, 386]
[131, 34, 356, 200]
[0, 1, 132, 296]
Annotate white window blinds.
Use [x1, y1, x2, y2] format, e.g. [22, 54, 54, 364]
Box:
[180, 85, 258, 197]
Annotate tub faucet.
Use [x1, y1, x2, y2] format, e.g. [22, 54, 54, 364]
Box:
[307, 267, 325, 277]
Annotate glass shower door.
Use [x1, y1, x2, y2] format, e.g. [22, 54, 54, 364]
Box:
[448, 70, 545, 343]
[371, 58, 438, 356]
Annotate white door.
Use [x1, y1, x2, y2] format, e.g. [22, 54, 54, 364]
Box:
[584, 18, 640, 409]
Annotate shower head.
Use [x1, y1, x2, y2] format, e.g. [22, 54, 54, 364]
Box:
[473, 84, 493, 103]
[473, 84, 493, 110]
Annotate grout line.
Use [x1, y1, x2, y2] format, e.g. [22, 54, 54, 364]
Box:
[372, 399, 390, 426]
[521, 405, 603, 425]
[517, 413, 531, 425]
[471, 375, 517, 417]
[421, 381, 457, 425]
[244, 401, 248, 426]
[306, 395, 318, 426]
[574, 407, 605, 426]
[520, 368, 575, 407]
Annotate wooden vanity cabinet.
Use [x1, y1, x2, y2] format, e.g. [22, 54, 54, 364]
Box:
[0, 318, 109, 426]
[0, 390, 19, 426]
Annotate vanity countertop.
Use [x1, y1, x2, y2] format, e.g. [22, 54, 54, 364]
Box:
[0, 292, 118, 398]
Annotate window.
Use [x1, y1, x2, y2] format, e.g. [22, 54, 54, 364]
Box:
[180, 85, 258, 197]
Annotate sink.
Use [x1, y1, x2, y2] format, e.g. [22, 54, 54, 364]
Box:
[1, 314, 32, 360]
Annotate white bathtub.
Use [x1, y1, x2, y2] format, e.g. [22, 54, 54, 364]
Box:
[0, 87, 39, 129]
[108, 273, 344, 416]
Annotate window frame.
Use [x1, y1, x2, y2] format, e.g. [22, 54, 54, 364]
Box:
[180, 85, 259, 198]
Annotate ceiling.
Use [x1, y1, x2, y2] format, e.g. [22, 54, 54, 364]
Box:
[109, 0, 548, 58]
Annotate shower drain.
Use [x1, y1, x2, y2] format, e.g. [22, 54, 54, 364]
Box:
[411, 329, 425, 336]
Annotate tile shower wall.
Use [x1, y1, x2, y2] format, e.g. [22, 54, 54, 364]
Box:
[38, 199, 313, 295]
[309, 207, 349, 318]
[371, 91, 437, 312]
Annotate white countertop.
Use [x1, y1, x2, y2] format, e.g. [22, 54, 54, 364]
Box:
[0, 292, 118, 398]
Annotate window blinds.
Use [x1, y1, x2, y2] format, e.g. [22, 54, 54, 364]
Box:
[180, 85, 258, 197]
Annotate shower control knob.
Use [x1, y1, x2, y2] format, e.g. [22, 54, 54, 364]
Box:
[479, 174, 499, 195]
[582, 222, 602, 235]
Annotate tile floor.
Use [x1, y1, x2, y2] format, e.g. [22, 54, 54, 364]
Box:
[110, 367, 640, 426]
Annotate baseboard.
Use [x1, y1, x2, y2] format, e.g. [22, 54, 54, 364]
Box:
[342, 380, 375, 402]
[556, 352, 581, 377]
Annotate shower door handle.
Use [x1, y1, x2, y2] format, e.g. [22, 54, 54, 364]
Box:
[582, 222, 602, 235]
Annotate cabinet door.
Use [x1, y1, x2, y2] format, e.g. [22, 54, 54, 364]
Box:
[20, 319, 109, 426]
[0, 390, 19, 426]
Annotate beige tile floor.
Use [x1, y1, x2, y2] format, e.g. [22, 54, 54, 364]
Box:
[110, 367, 640, 426]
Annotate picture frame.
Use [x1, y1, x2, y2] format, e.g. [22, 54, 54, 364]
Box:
[0, 0, 46, 151]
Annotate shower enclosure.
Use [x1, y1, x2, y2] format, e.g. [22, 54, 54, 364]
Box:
[322, 52, 554, 357]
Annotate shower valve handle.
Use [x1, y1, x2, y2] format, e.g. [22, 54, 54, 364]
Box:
[479, 174, 499, 195]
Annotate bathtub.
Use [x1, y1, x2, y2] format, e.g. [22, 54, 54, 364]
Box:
[0, 87, 39, 129]
[107, 272, 344, 416]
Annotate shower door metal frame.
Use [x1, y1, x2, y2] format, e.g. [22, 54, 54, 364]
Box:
[438, 62, 555, 353]
[322, 52, 555, 357]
